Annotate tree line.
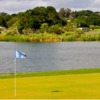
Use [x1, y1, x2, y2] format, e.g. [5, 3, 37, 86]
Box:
[0, 6, 100, 34]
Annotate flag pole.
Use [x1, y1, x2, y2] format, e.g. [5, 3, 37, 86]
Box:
[14, 50, 27, 97]
[14, 58, 16, 97]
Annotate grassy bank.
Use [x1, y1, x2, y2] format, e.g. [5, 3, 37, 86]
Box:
[1, 30, 100, 42]
[0, 68, 100, 99]
[0, 68, 100, 79]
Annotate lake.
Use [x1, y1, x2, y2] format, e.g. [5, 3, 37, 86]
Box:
[0, 42, 100, 73]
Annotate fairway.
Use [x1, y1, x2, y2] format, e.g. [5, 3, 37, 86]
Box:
[0, 69, 100, 99]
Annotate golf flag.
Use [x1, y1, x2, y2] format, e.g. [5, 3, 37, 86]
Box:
[16, 51, 27, 58]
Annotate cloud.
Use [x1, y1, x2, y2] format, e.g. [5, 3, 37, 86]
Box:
[0, 0, 48, 14]
[45, 0, 95, 11]
[91, 0, 100, 7]
[88, 0, 100, 11]
[0, 0, 100, 14]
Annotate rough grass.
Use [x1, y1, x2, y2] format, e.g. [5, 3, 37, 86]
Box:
[0, 68, 100, 99]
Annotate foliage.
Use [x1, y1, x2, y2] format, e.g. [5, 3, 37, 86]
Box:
[0, 15, 7, 27]
[89, 25, 95, 30]
[80, 33, 100, 41]
[7, 16, 19, 27]
[64, 23, 76, 32]
[48, 24, 63, 35]
[1, 30, 100, 42]
[1, 6, 100, 41]
[15, 6, 65, 33]
[59, 8, 65, 17]
[0, 12, 11, 27]
[40, 23, 49, 32]
[76, 10, 100, 27]
[59, 8, 72, 18]
[0, 33, 6, 41]
[77, 10, 93, 17]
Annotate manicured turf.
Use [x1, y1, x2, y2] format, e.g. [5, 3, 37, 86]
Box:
[0, 68, 100, 99]
[1, 68, 100, 79]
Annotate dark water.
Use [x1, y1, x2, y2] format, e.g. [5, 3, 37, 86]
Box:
[0, 42, 100, 73]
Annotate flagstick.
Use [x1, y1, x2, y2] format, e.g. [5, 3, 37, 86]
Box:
[14, 58, 16, 97]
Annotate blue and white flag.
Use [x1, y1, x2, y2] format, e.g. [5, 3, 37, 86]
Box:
[16, 51, 27, 58]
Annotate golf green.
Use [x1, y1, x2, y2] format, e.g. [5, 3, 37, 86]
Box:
[0, 68, 100, 99]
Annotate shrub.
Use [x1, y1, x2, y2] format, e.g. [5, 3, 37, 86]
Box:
[62, 34, 77, 41]
[18, 35, 29, 42]
[0, 34, 6, 41]
[40, 23, 49, 32]
[48, 24, 63, 35]
[80, 34, 98, 41]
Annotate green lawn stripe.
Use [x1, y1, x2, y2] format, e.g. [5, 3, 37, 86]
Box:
[0, 68, 100, 79]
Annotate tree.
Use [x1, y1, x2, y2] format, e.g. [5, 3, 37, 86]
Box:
[75, 10, 100, 26]
[77, 10, 93, 17]
[77, 16, 88, 27]
[18, 16, 27, 33]
[46, 6, 61, 25]
[59, 8, 65, 17]
[0, 16, 7, 27]
[6, 6, 67, 34]
[87, 13, 100, 26]
[65, 8, 71, 18]
[0, 13, 10, 27]
[31, 6, 47, 24]
[7, 16, 18, 27]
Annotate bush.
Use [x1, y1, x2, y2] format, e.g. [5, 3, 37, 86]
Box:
[48, 24, 63, 35]
[80, 33, 100, 41]
[4, 35, 17, 41]
[28, 32, 62, 42]
[18, 35, 29, 42]
[0, 34, 6, 41]
[62, 34, 77, 41]
[40, 23, 49, 32]
[75, 30, 84, 35]
[94, 26, 100, 29]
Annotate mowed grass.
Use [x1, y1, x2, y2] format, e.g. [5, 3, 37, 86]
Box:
[0, 68, 100, 99]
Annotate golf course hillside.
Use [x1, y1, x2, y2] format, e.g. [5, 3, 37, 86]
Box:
[0, 68, 100, 99]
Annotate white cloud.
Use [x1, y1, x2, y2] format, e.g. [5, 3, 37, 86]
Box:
[91, 0, 100, 7]
[0, 0, 100, 14]
[0, 0, 48, 13]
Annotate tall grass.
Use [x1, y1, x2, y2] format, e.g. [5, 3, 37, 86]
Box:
[80, 33, 100, 41]
[0, 33, 6, 41]
[0, 31, 100, 42]
[28, 32, 62, 42]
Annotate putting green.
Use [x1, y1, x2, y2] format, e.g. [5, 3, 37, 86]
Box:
[0, 71, 100, 99]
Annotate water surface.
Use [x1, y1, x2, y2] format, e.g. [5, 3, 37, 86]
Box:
[0, 42, 100, 73]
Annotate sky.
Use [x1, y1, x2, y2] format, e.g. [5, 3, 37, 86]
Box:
[0, 0, 100, 14]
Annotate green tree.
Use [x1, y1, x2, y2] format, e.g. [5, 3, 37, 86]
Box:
[59, 8, 65, 17]
[87, 13, 100, 26]
[46, 6, 60, 25]
[77, 16, 88, 27]
[18, 16, 27, 33]
[77, 10, 93, 17]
